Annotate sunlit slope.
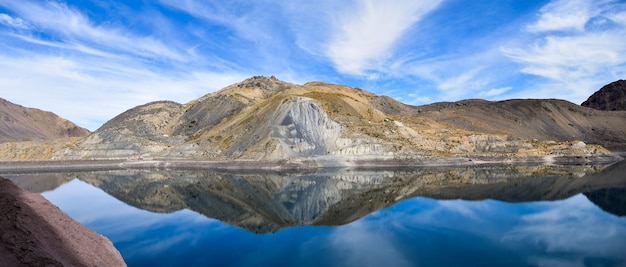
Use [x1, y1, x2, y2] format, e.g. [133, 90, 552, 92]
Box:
[57, 76, 624, 161]
[0, 98, 89, 143]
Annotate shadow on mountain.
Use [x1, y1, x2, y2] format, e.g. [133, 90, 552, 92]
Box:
[75, 161, 626, 233]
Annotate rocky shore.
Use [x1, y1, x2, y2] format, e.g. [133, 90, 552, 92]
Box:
[0, 153, 622, 174]
[0, 178, 126, 266]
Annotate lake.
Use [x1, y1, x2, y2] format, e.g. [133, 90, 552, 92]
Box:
[4, 162, 626, 267]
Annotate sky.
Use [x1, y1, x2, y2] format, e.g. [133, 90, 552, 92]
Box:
[1, 0, 625, 131]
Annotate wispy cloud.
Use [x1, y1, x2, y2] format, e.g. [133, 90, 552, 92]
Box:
[328, 220, 412, 267]
[325, 0, 443, 75]
[0, 13, 30, 29]
[0, 0, 188, 61]
[502, 0, 626, 103]
[502, 195, 626, 265]
[526, 0, 593, 32]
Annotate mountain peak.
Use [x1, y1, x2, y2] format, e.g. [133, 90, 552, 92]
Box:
[582, 79, 626, 111]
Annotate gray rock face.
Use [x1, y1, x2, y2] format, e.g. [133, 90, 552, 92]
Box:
[270, 97, 342, 158]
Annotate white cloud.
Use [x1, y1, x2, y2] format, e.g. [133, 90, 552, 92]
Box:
[502, 0, 626, 103]
[0, 13, 30, 29]
[481, 87, 512, 98]
[0, 0, 188, 61]
[503, 33, 626, 81]
[325, 0, 443, 75]
[526, 0, 593, 32]
[501, 195, 626, 264]
[437, 69, 483, 92]
[329, 220, 412, 267]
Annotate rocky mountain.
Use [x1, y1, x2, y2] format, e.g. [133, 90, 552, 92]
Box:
[0, 98, 89, 143]
[56, 76, 625, 162]
[582, 80, 626, 111]
[74, 162, 626, 233]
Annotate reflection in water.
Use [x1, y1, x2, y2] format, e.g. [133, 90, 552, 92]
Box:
[584, 188, 626, 216]
[61, 162, 626, 233]
[6, 161, 626, 266]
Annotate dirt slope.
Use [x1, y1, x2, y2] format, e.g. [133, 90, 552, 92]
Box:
[0, 98, 89, 143]
[0, 178, 126, 266]
[412, 98, 626, 150]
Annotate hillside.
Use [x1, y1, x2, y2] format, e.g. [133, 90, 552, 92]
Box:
[0, 98, 89, 143]
[55, 76, 624, 163]
[412, 98, 626, 150]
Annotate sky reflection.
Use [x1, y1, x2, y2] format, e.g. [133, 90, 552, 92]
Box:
[41, 177, 626, 267]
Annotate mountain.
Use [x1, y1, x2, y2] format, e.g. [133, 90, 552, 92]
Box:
[56, 76, 625, 162]
[582, 80, 626, 111]
[0, 98, 89, 143]
[413, 98, 626, 150]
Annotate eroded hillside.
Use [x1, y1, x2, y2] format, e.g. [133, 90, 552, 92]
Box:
[55, 76, 623, 162]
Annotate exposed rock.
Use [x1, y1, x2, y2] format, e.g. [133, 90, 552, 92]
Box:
[582, 80, 626, 111]
[52, 76, 624, 162]
[0, 98, 89, 143]
[0, 178, 126, 266]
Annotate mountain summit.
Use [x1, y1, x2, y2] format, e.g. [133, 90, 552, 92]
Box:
[56, 76, 626, 163]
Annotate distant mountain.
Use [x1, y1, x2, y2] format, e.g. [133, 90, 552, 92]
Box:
[56, 76, 626, 162]
[0, 98, 89, 143]
[582, 80, 626, 111]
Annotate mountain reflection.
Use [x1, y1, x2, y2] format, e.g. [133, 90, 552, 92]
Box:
[62, 161, 626, 233]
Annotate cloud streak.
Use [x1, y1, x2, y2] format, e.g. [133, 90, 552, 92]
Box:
[502, 0, 626, 103]
[325, 0, 443, 75]
[0, 0, 187, 61]
[0, 13, 29, 29]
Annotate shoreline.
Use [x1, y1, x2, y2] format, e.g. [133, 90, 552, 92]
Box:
[0, 153, 623, 174]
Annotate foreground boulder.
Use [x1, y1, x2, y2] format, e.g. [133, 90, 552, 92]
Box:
[0, 178, 126, 266]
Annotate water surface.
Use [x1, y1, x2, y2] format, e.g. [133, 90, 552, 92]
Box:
[6, 162, 626, 267]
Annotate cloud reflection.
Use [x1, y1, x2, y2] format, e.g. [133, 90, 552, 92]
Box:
[328, 220, 412, 267]
[501, 195, 626, 266]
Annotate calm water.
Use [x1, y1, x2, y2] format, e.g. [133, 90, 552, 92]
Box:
[6, 162, 626, 267]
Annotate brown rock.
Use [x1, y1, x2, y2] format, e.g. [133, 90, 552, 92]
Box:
[582, 80, 626, 111]
[0, 178, 126, 266]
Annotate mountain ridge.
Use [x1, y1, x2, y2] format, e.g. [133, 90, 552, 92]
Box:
[53, 76, 625, 163]
[0, 98, 90, 143]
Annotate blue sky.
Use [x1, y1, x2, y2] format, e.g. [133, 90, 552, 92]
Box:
[1, 0, 625, 131]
